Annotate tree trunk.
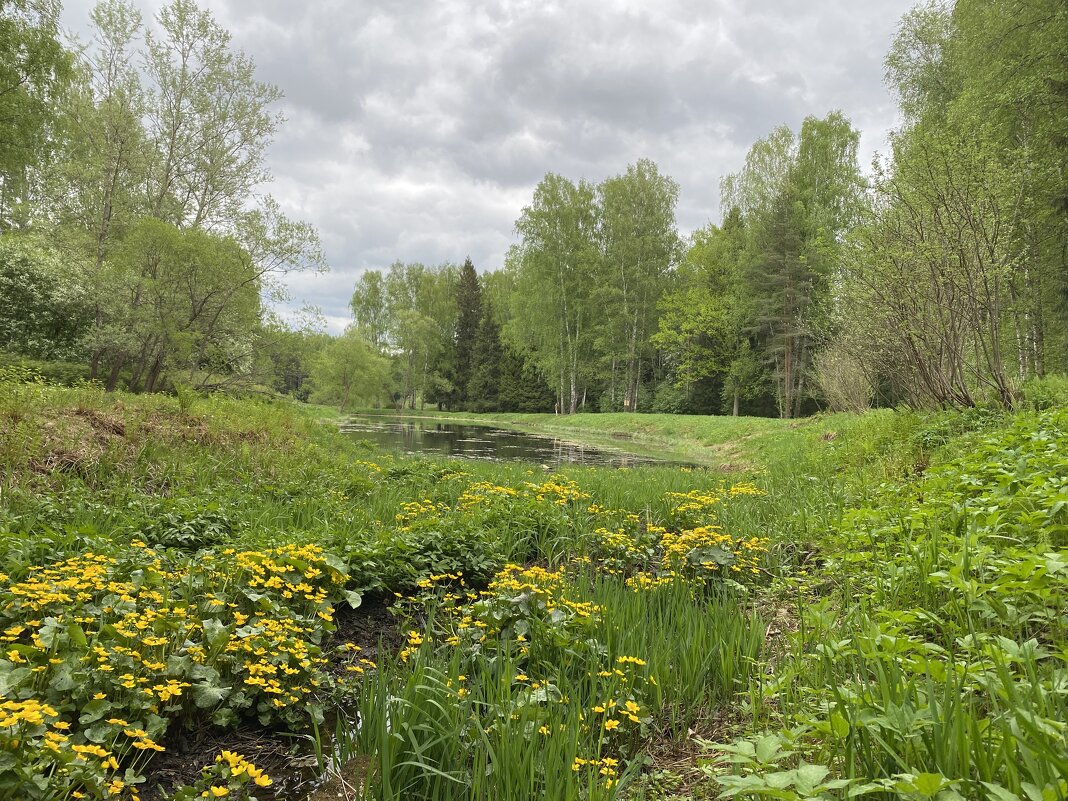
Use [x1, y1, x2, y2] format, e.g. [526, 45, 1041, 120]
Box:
[105, 357, 125, 392]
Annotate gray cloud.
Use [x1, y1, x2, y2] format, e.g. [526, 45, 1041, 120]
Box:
[61, 0, 914, 331]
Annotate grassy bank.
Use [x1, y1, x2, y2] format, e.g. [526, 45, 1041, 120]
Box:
[1, 379, 1065, 801]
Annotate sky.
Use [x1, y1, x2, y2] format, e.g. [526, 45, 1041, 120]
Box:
[61, 0, 916, 332]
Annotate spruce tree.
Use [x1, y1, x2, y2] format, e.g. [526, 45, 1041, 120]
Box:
[452, 257, 482, 409]
[498, 346, 556, 412]
[467, 301, 504, 411]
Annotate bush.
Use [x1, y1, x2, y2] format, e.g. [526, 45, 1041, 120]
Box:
[0, 353, 91, 386]
[1020, 373, 1068, 411]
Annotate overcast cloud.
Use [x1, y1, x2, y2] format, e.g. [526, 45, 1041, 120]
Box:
[61, 0, 915, 331]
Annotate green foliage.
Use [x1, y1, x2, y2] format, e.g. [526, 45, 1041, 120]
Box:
[509, 172, 601, 414]
[0, 353, 91, 386]
[722, 112, 863, 419]
[310, 328, 391, 411]
[0, 237, 91, 360]
[724, 407, 1068, 801]
[466, 300, 504, 412]
[1020, 374, 1068, 412]
[3, 380, 1067, 799]
[0, 0, 73, 227]
[452, 258, 482, 409]
[0, 382, 780, 798]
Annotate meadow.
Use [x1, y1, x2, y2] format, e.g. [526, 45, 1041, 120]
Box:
[0, 373, 1065, 801]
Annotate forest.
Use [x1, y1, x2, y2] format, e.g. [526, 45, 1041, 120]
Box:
[2, 0, 1066, 417]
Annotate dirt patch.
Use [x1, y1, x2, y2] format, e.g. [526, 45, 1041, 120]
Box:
[327, 594, 406, 675]
[698, 442, 755, 473]
[637, 709, 741, 798]
[73, 406, 127, 437]
[140, 596, 404, 801]
[29, 413, 107, 476]
[142, 726, 298, 801]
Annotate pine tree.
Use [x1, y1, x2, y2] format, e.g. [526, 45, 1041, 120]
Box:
[452, 257, 481, 409]
[498, 346, 555, 412]
[466, 301, 503, 411]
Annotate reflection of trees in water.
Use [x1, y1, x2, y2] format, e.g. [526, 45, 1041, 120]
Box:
[549, 437, 644, 468]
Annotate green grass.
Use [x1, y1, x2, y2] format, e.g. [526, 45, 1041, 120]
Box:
[1, 381, 1065, 801]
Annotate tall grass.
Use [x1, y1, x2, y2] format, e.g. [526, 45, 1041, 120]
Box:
[342, 574, 765, 800]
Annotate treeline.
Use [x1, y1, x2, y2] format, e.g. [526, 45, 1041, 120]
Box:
[2, 0, 1066, 416]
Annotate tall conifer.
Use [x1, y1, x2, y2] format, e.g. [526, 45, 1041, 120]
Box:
[452, 257, 482, 409]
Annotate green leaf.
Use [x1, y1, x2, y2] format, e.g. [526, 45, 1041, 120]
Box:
[343, 589, 363, 609]
[764, 770, 795, 790]
[912, 773, 951, 797]
[78, 698, 112, 724]
[830, 711, 851, 738]
[755, 734, 784, 764]
[48, 663, 76, 692]
[0, 665, 31, 696]
[202, 618, 230, 649]
[981, 783, 1022, 801]
[190, 682, 230, 709]
[795, 763, 831, 792]
[66, 622, 87, 647]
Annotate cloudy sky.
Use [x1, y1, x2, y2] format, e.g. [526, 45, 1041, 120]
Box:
[61, 0, 915, 331]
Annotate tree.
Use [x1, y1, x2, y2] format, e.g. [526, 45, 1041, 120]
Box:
[0, 0, 72, 228]
[350, 270, 389, 349]
[96, 218, 262, 392]
[0, 234, 91, 359]
[841, 128, 1021, 408]
[452, 257, 482, 409]
[834, 0, 1068, 408]
[258, 310, 329, 401]
[498, 344, 555, 413]
[652, 210, 762, 415]
[142, 0, 282, 229]
[466, 299, 503, 411]
[377, 261, 458, 409]
[509, 173, 599, 414]
[311, 328, 390, 411]
[723, 112, 863, 418]
[596, 159, 680, 412]
[40, 0, 325, 391]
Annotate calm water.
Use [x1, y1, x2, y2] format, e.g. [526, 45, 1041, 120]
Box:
[340, 415, 689, 468]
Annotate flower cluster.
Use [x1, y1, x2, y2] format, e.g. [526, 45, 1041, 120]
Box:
[660, 525, 768, 578]
[167, 750, 272, 800]
[0, 542, 353, 796]
[523, 478, 591, 506]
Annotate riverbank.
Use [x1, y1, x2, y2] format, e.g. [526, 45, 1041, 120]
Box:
[3, 380, 1065, 801]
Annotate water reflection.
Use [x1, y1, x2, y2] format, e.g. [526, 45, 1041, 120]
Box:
[340, 416, 687, 468]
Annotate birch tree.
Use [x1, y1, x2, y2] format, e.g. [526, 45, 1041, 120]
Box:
[597, 159, 680, 412]
[508, 173, 599, 414]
